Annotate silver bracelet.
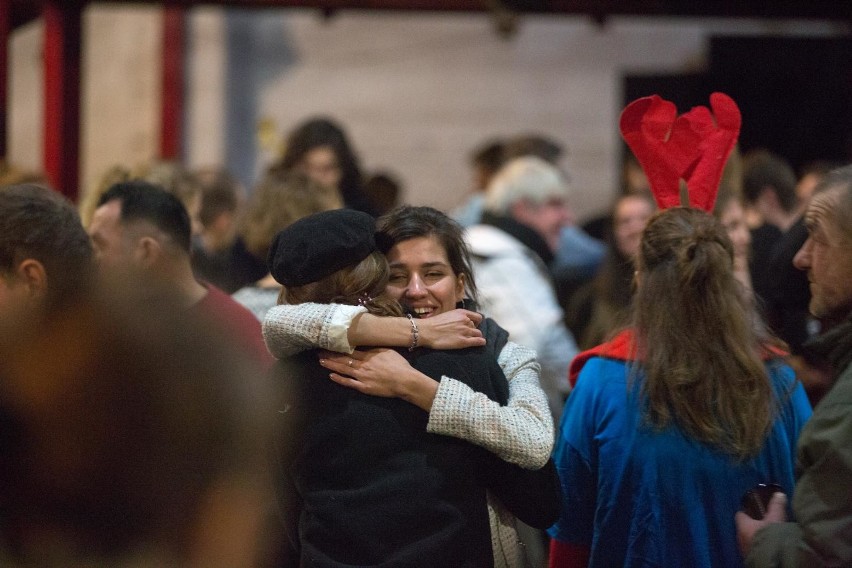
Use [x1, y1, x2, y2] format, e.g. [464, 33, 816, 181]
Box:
[406, 313, 419, 351]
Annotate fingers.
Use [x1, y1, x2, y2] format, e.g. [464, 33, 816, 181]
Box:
[763, 492, 787, 523]
[733, 491, 787, 557]
[319, 356, 357, 374]
[734, 510, 758, 555]
[452, 312, 484, 335]
[459, 309, 483, 325]
[734, 510, 756, 533]
[328, 372, 366, 393]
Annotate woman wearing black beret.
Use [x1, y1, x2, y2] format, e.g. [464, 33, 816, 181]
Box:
[267, 207, 557, 567]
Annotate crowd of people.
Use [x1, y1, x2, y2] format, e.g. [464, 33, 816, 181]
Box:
[1, 101, 851, 568]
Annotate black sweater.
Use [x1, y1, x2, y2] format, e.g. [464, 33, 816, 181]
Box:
[275, 319, 559, 567]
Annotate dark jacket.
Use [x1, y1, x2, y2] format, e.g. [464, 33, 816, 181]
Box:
[275, 319, 559, 567]
[747, 316, 852, 567]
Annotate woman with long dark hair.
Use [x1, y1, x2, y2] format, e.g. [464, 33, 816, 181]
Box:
[549, 93, 812, 567]
[565, 192, 655, 349]
[548, 207, 812, 567]
[276, 116, 377, 216]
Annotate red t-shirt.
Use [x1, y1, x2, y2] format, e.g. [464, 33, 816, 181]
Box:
[189, 283, 274, 370]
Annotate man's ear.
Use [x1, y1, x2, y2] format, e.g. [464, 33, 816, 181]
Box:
[16, 259, 48, 300]
[134, 236, 163, 268]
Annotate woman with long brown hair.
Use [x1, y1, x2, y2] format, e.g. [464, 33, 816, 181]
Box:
[274, 116, 377, 216]
[565, 191, 655, 349]
[550, 92, 813, 568]
[548, 206, 812, 567]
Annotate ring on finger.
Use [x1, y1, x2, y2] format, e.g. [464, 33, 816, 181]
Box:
[347, 358, 354, 367]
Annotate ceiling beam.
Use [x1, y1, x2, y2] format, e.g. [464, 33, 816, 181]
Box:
[10, 0, 851, 31]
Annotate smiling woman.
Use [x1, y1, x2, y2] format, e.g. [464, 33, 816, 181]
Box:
[264, 206, 552, 465]
[263, 205, 556, 566]
[387, 239, 466, 319]
[264, 206, 558, 566]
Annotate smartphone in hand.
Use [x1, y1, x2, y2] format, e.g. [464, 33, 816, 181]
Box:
[740, 483, 783, 520]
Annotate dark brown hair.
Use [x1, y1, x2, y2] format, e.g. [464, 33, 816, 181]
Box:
[741, 149, 797, 212]
[632, 207, 775, 459]
[377, 205, 479, 304]
[276, 117, 365, 209]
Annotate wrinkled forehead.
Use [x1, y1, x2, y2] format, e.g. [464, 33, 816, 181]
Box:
[807, 188, 850, 242]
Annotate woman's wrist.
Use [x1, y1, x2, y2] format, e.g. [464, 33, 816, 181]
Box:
[405, 314, 420, 351]
[347, 313, 411, 348]
[397, 369, 439, 412]
[416, 317, 438, 348]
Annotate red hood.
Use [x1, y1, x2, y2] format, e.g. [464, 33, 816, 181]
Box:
[568, 329, 637, 388]
[568, 328, 788, 388]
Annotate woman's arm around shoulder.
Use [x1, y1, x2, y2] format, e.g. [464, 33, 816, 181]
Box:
[426, 340, 554, 469]
[263, 303, 485, 359]
[263, 302, 367, 358]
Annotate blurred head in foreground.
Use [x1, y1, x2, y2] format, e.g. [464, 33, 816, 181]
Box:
[0, 281, 275, 568]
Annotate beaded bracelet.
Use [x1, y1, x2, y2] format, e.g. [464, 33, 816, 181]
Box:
[406, 313, 420, 351]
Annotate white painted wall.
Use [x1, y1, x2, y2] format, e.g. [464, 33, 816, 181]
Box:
[80, 6, 162, 198]
[7, 6, 842, 221]
[186, 7, 227, 169]
[8, 19, 43, 174]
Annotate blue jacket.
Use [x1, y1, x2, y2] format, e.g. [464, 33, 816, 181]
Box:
[549, 349, 812, 568]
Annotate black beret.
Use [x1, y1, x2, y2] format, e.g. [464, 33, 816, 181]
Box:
[268, 209, 381, 287]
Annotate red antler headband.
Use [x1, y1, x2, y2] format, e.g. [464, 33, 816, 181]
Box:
[619, 92, 741, 212]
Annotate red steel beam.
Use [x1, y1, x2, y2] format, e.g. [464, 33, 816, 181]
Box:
[161, 5, 184, 160]
[42, 1, 82, 201]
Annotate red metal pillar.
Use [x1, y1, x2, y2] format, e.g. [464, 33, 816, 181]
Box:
[43, 0, 82, 201]
[161, 5, 185, 160]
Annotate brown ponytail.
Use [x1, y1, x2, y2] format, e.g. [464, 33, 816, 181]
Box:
[632, 207, 775, 460]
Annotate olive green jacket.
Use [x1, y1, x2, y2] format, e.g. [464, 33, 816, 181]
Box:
[747, 317, 852, 567]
